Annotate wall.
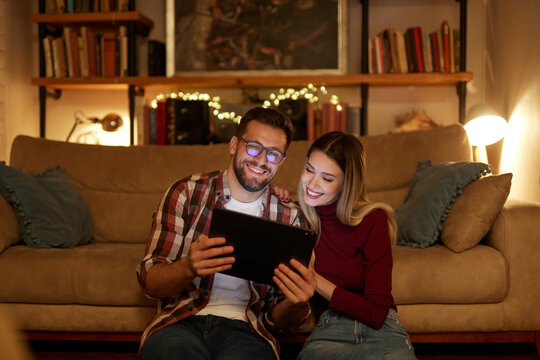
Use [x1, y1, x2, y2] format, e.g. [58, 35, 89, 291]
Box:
[0, 2, 35, 162]
[485, 0, 540, 202]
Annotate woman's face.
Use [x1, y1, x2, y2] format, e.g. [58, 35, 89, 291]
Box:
[301, 150, 345, 207]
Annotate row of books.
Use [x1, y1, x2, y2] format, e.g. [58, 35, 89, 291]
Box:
[42, 26, 128, 78]
[45, 0, 130, 13]
[369, 20, 461, 74]
[133, 98, 362, 146]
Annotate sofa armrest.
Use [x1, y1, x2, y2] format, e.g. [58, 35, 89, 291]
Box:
[0, 194, 19, 254]
[485, 199, 540, 331]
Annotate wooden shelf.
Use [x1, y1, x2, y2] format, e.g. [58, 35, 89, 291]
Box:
[32, 11, 153, 30]
[32, 72, 473, 90]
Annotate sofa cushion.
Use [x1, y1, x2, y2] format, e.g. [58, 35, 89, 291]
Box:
[395, 160, 491, 248]
[441, 173, 512, 253]
[392, 244, 508, 305]
[0, 194, 20, 253]
[0, 243, 153, 306]
[0, 162, 93, 248]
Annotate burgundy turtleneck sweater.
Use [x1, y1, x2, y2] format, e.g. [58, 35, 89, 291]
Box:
[313, 201, 395, 330]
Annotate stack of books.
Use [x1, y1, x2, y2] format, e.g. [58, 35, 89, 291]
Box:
[368, 20, 460, 74]
[45, 0, 130, 13]
[42, 26, 129, 78]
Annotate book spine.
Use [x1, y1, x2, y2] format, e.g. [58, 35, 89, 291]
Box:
[86, 29, 96, 76]
[70, 30, 81, 77]
[118, 26, 128, 76]
[102, 32, 117, 77]
[395, 31, 408, 73]
[165, 98, 177, 145]
[79, 26, 89, 77]
[441, 21, 451, 73]
[449, 25, 455, 73]
[436, 28, 444, 73]
[430, 32, 440, 72]
[52, 37, 67, 77]
[413, 27, 424, 73]
[338, 102, 348, 132]
[149, 106, 157, 144]
[453, 29, 461, 72]
[155, 100, 166, 145]
[424, 35, 433, 73]
[405, 28, 416, 72]
[42, 37, 54, 77]
[63, 27, 74, 77]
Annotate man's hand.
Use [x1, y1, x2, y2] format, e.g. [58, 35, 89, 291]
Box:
[144, 235, 234, 299]
[187, 234, 236, 278]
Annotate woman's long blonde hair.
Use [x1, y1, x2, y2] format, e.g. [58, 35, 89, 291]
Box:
[297, 132, 397, 245]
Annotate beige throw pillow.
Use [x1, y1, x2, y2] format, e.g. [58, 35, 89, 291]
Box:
[441, 173, 512, 253]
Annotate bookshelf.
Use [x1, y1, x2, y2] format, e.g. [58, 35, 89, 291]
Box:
[33, 0, 153, 144]
[33, 1, 471, 144]
[359, 0, 469, 133]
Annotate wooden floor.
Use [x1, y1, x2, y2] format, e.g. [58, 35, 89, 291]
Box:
[29, 341, 539, 360]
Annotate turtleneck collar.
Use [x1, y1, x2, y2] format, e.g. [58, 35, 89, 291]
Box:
[315, 198, 339, 221]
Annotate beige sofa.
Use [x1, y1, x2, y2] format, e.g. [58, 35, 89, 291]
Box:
[0, 124, 538, 352]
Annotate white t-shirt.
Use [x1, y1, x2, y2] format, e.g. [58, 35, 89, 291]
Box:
[196, 195, 264, 322]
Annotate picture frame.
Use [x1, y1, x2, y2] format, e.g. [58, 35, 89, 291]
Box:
[165, 0, 347, 76]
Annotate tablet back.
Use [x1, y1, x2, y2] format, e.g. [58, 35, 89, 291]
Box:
[209, 207, 316, 285]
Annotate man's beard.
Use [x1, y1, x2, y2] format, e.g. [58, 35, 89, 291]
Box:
[233, 151, 273, 192]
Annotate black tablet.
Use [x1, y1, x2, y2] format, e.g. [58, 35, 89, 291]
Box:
[209, 207, 317, 285]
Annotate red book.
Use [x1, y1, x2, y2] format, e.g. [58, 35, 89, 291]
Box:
[101, 32, 117, 77]
[430, 32, 440, 72]
[69, 30, 81, 77]
[155, 100, 167, 145]
[441, 20, 451, 72]
[412, 27, 425, 73]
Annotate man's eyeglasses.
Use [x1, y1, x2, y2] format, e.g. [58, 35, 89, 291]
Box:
[239, 138, 286, 164]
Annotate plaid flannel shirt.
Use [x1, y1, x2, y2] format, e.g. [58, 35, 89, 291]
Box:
[136, 170, 312, 358]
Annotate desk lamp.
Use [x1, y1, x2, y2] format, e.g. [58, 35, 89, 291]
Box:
[66, 110, 123, 142]
[464, 104, 508, 164]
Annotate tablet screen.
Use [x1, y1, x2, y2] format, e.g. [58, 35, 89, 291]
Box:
[209, 207, 317, 285]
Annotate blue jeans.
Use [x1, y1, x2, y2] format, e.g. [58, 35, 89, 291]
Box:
[297, 308, 417, 360]
[140, 315, 275, 360]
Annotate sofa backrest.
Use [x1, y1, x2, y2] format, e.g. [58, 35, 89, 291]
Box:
[9, 124, 471, 244]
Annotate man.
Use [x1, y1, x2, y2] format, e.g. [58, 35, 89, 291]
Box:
[137, 107, 316, 360]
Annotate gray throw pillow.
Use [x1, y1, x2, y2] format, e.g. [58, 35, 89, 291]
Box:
[395, 160, 491, 248]
[0, 162, 94, 248]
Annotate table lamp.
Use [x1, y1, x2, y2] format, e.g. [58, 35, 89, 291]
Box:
[66, 110, 123, 142]
[464, 104, 508, 164]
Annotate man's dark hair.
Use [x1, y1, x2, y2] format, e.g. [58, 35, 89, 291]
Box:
[235, 107, 295, 150]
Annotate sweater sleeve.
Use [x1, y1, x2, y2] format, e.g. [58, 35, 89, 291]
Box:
[328, 210, 394, 329]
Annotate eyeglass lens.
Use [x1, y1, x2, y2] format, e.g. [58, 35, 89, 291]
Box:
[244, 141, 282, 164]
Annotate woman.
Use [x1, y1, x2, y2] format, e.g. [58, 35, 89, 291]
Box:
[295, 131, 416, 360]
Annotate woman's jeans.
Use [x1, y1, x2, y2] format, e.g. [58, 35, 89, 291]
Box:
[297, 308, 417, 360]
[140, 315, 275, 360]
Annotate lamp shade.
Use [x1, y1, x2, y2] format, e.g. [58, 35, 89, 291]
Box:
[464, 104, 508, 146]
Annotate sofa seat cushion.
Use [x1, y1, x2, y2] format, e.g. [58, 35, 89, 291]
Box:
[392, 244, 507, 305]
[0, 242, 154, 306]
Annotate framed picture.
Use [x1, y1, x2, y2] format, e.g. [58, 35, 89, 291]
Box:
[166, 0, 347, 76]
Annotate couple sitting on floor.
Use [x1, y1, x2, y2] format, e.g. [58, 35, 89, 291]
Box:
[136, 107, 417, 360]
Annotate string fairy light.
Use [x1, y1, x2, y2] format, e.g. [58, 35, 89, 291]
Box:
[150, 85, 342, 125]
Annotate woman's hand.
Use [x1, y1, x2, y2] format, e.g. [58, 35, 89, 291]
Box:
[270, 184, 290, 202]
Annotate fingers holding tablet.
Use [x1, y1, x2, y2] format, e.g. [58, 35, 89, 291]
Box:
[188, 234, 235, 277]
